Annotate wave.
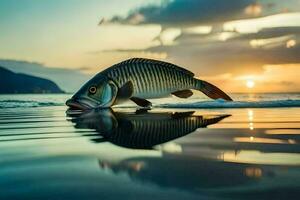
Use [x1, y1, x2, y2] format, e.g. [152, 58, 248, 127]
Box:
[1, 99, 300, 109]
[0, 100, 64, 108]
[157, 99, 300, 108]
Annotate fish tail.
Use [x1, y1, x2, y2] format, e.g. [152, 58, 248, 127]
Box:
[194, 78, 233, 101]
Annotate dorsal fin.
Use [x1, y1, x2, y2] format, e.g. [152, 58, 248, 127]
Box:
[117, 58, 194, 77]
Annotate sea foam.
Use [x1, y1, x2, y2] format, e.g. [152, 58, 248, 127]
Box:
[0, 100, 63, 108]
[158, 99, 300, 108]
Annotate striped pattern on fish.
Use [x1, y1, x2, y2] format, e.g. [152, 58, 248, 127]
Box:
[102, 58, 196, 98]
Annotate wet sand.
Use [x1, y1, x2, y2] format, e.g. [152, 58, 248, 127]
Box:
[0, 106, 299, 199]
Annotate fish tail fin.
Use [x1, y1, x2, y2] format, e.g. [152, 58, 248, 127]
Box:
[194, 78, 233, 101]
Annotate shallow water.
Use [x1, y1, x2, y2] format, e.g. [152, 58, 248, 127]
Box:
[0, 94, 300, 199]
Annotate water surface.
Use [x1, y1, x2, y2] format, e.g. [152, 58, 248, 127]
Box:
[0, 94, 299, 199]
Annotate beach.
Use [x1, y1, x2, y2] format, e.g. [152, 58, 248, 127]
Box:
[0, 94, 299, 199]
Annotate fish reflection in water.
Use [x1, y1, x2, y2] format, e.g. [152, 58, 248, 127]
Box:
[68, 109, 230, 149]
[68, 109, 300, 199]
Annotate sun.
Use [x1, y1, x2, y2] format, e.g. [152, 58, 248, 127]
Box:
[246, 80, 255, 88]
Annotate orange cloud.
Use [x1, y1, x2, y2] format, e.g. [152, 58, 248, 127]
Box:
[202, 64, 300, 93]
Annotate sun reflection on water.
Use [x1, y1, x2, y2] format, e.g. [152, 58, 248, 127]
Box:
[248, 109, 254, 130]
[234, 137, 297, 144]
[245, 167, 263, 178]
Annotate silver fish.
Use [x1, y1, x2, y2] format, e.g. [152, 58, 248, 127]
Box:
[66, 58, 232, 109]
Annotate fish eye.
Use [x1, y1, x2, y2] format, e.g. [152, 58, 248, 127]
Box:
[89, 86, 97, 94]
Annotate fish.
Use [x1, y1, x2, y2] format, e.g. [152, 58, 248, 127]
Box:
[67, 109, 230, 149]
[66, 58, 232, 110]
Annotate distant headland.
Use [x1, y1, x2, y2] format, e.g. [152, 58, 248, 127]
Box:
[0, 66, 64, 94]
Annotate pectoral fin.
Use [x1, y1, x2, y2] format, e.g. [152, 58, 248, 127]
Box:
[135, 109, 149, 114]
[171, 111, 195, 119]
[115, 81, 134, 104]
[172, 90, 193, 98]
[91, 138, 107, 143]
[130, 97, 152, 108]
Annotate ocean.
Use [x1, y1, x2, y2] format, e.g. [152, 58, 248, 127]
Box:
[0, 93, 299, 199]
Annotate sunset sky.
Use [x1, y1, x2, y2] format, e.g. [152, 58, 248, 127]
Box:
[1, 0, 300, 92]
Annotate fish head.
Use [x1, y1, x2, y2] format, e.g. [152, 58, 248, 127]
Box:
[67, 108, 118, 133]
[66, 75, 118, 110]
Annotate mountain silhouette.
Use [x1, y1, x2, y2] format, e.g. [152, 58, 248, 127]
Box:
[0, 66, 64, 94]
[0, 59, 90, 93]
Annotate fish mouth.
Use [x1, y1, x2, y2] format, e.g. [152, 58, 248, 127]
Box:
[66, 99, 92, 110]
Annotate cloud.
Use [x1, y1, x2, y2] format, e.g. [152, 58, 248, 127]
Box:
[248, 35, 295, 49]
[224, 12, 300, 33]
[237, 26, 300, 39]
[244, 2, 263, 16]
[143, 33, 300, 76]
[105, 0, 256, 26]
[100, 49, 167, 58]
[103, 0, 300, 28]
